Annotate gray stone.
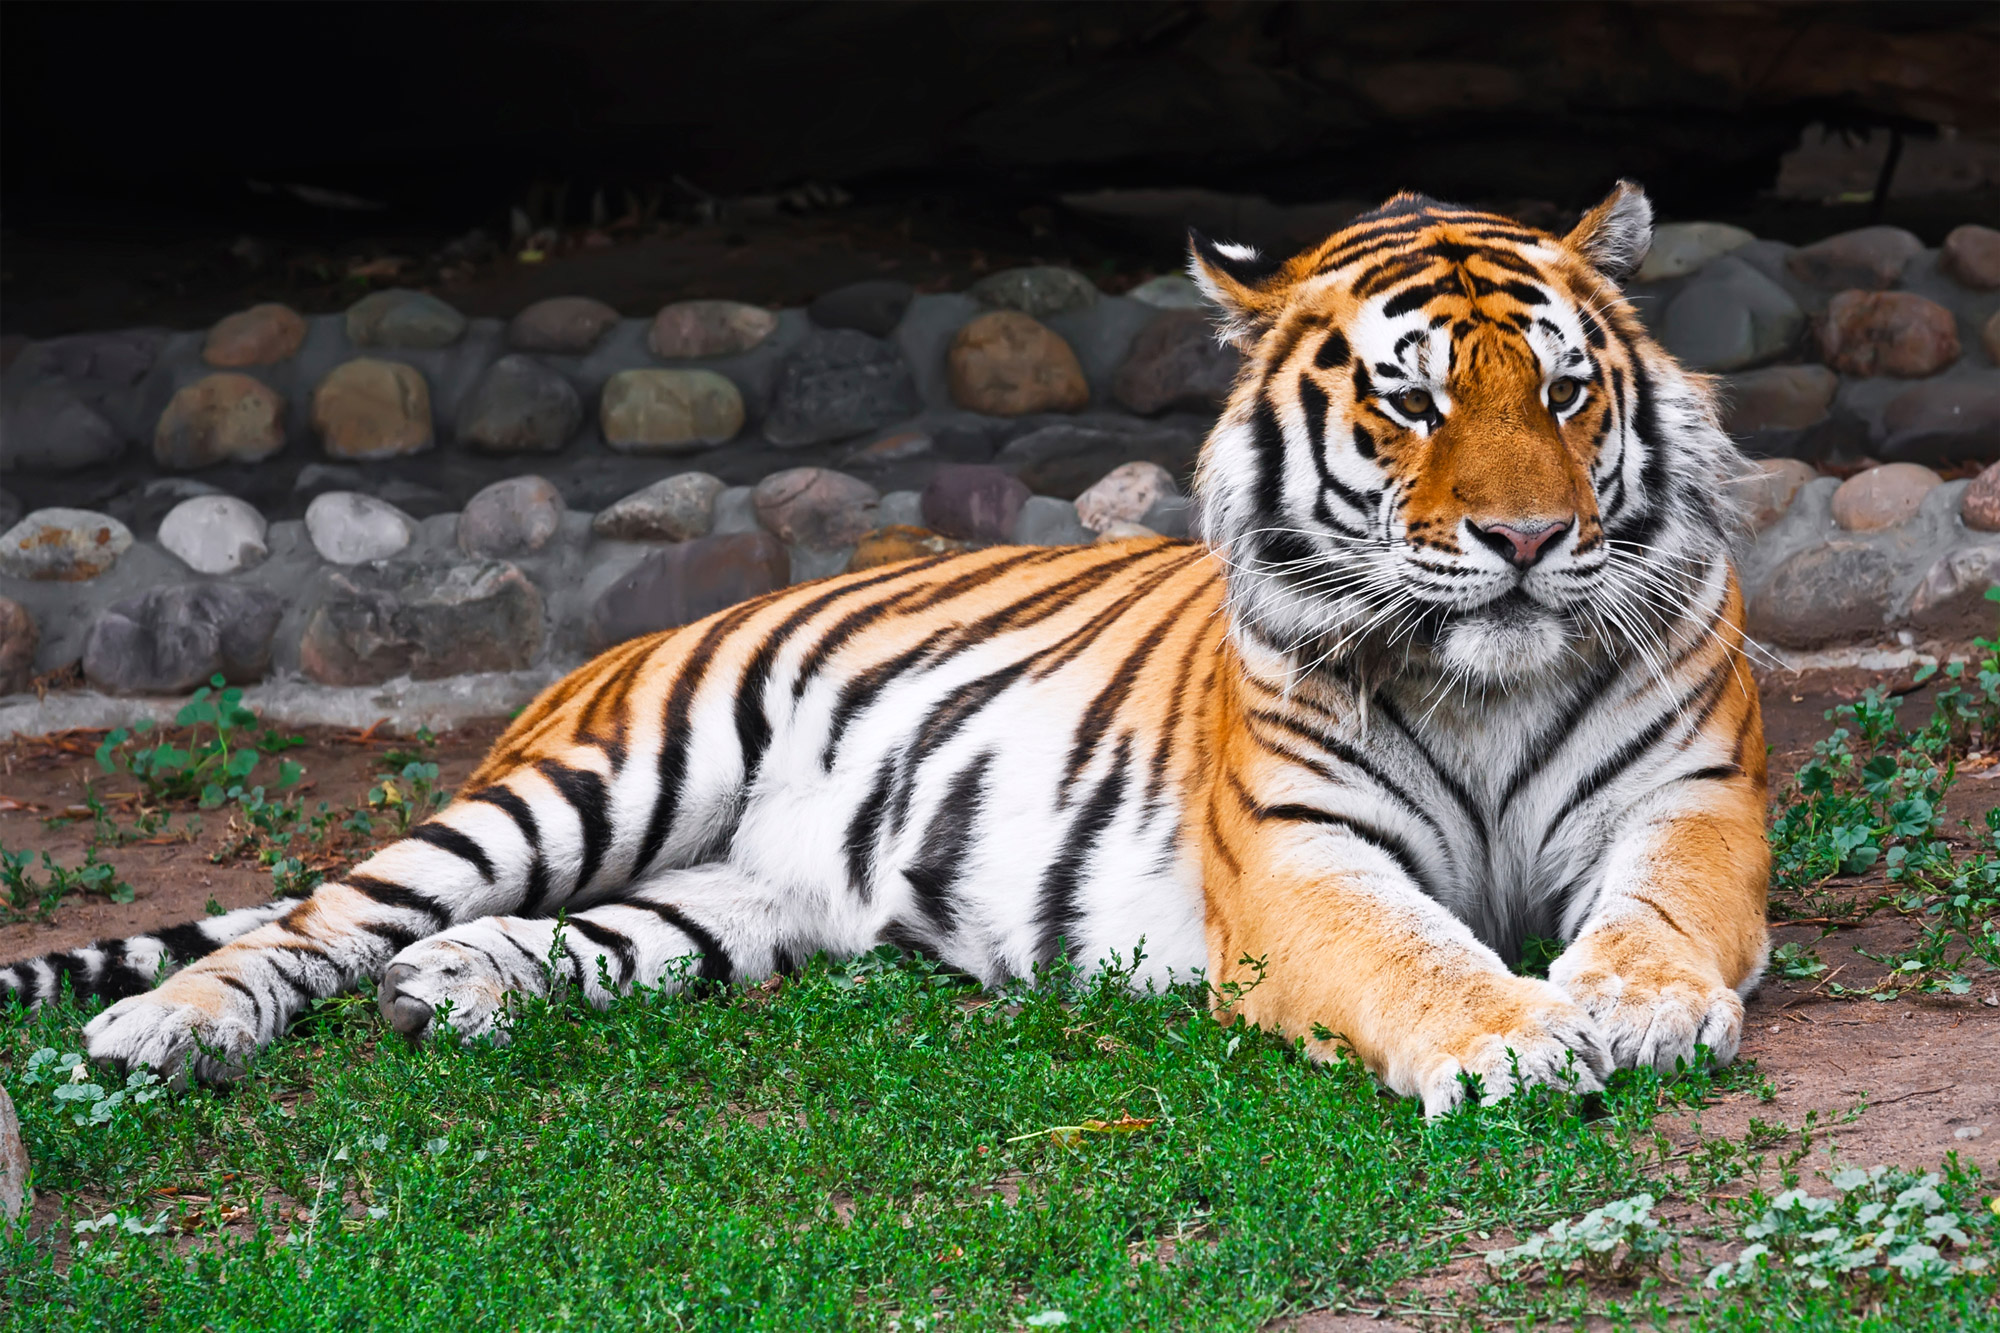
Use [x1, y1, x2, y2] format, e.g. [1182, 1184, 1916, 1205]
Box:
[305, 491, 416, 565]
[0, 1086, 26, 1223]
[592, 472, 726, 542]
[1722, 365, 1838, 438]
[648, 300, 778, 359]
[1877, 376, 2000, 465]
[0, 508, 132, 580]
[1659, 257, 1803, 372]
[0, 383, 124, 473]
[157, 495, 269, 574]
[994, 421, 1202, 499]
[457, 355, 582, 454]
[312, 359, 433, 459]
[1786, 226, 1924, 291]
[33, 329, 162, 385]
[293, 463, 367, 501]
[507, 296, 620, 353]
[0, 489, 17, 532]
[1831, 463, 1941, 531]
[1941, 225, 2000, 291]
[600, 368, 745, 452]
[153, 372, 287, 469]
[970, 266, 1099, 319]
[809, 280, 914, 337]
[1010, 495, 1092, 546]
[1140, 494, 1196, 539]
[752, 467, 880, 549]
[0, 598, 36, 696]
[1076, 461, 1180, 532]
[1125, 275, 1209, 310]
[877, 490, 925, 529]
[83, 583, 285, 694]
[1742, 459, 1819, 531]
[203, 303, 306, 367]
[1748, 542, 1897, 648]
[711, 485, 759, 535]
[1633, 222, 1755, 282]
[345, 288, 467, 349]
[104, 478, 222, 539]
[458, 476, 564, 557]
[1113, 310, 1237, 414]
[763, 329, 921, 446]
[587, 532, 789, 648]
[300, 559, 544, 686]
[1962, 463, 2000, 532]
[1904, 543, 2000, 640]
[920, 465, 1030, 542]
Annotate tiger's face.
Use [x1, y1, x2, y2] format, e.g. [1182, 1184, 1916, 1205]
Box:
[1190, 183, 1740, 686]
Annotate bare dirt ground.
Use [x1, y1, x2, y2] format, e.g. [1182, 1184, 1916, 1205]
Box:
[1, 669, 1995, 1183]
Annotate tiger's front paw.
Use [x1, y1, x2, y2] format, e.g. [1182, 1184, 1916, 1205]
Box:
[1402, 976, 1612, 1117]
[1550, 953, 1744, 1073]
[82, 972, 265, 1085]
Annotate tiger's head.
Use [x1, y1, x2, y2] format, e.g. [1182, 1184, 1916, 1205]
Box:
[1189, 182, 1745, 687]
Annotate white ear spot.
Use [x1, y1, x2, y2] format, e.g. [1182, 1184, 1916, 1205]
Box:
[1212, 241, 1262, 263]
[1566, 181, 1654, 281]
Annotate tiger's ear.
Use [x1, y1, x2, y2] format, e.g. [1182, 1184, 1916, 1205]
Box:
[1187, 228, 1289, 348]
[1562, 180, 1654, 282]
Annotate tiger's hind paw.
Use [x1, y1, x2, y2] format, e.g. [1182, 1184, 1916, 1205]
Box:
[377, 929, 540, 1044]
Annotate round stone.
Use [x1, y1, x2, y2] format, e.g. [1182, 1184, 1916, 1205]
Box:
[0, 384, 123, 472]
[752, 468, 880, 550]
[0, 597, 37, 696]
[847, 526, 972, 572]
[0, 488, 18, 532]
[1961, 463, 2000, 532]
[1816, 291, 1961, 378]
[457, 355, 582, 454]
[300, 559, 544, 686]
[305, 491, 416, 564]
[1658, 257, 1803, 372]
[0, 508, 132, 580]
[1905, 545, 2000, 640]
[507, 296, 621, 353]
[809, 280, 914, 338]
[1940, 225, 2000, 291]
[600, 369, 745, 452]
[647, 300, 778, 359]
[1125, 275, 1210, 310]
[83, 584, 285, 695]
[1785, 226, 1924, 290]
[920, 465, 1031, 542]
[1741, 459, 1819, 531]
[1985, 310, 2000, 367]
[592, 472, 726, 542]
[969, 266, 1099, 319]
[1721, 365, 1838, 436]
[1747, 542, 1895, 649]
[1011, 495, 1092, 546]
[948, 311, 1089, 416]
[1633, 222, 1755, 282]
[1830, 463, 1942, 532]
[153, 372, 287, 469]
[345, 288, 466, 349]
[202, 303, 307, 367]
[312, 359, 433, 459]
[1076, 461, 1180, 532]
[459, 475, 564, 557]
[158, 495, 270, 574]
[1878, 376, 2000, 464]
[1113, 310, 1237, 415]
[587, 532, 790, 649]
[763, 330, 921, 447]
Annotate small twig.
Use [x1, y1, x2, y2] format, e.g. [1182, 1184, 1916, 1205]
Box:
[1867, 1086, 1951, 1109]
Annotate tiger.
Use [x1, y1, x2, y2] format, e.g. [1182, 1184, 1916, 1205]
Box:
[3, 182, 1770, 1117]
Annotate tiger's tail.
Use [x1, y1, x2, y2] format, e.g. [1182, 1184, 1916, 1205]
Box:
[1, 901, 294, 1008]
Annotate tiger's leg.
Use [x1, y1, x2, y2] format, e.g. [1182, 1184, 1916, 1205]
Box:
[82, 761, 619, 1081]
[1548, 788, 1770, 1073]
[1206, 814, 1613, 1118]
[371, 864, 794, 1042]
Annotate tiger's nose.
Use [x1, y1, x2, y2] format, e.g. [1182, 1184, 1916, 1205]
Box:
[1471, 517, 1571, 569]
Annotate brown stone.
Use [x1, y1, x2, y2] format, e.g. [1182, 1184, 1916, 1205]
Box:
[847, 526, 973, 572]
[1961, 463, 2000, 533]
[752, 467, 880, 549]
[1076, 461, 1179, 532]
[0, 597, 37, 696]
[647, 300, 778, 359]
[0, 1085, 26, 1223]
[1830, 462, 1941, 532]
[1816, 291, 1960, 378]
[1720, 365, 1837, 436]
[1879, 376, 2000, 465]
[587, 532, 790, 648]
[920, 465, 1031, 542]
[153, 373, 287, 469]
[1112, 309, 1238, 414]
[1986, 310, 2000, 367]
[1904, 545, 2000, 641]
[507, 296, 621, 353]
[599, 369, 744, 452]
[1786, 226, 1923, 290]
[311, 359, 433, 459]
[947, 311, 1089, 416]
[202, 303, 307, 367]
[1742, 458, 1819, 531]
[458, 476, 564, 557]
[1940, 224, 2000, 291]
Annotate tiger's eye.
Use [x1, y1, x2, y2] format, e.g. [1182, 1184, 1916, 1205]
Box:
[1394, 388, 1433, 418]
[1548, 377, 1581, 408]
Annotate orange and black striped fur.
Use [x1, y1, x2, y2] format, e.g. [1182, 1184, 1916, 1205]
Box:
[4, 184, 1770, 1115]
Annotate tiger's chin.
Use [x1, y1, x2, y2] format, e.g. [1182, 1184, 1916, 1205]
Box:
[1431, 600, 1575, 683]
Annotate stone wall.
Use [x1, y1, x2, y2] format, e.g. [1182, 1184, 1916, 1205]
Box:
[1, 223, 1997, 706]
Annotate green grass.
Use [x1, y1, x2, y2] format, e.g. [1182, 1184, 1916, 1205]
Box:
[4, 950, 1995, 1332]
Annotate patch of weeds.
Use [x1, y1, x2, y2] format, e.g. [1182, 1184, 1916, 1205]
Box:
[1485, 1191, 1671, 1278]
[1706, 1166, 1993, 1293]
[93, 674, 304, 810]
[1769, 939, 1829, 980]
[0, 844, 133, 922]
[1514, 934, 1566, 978]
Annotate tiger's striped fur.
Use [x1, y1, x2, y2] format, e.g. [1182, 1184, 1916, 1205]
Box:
[3, 184, 1769, 1115]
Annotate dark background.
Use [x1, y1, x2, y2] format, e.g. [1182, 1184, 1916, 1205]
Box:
[5, 1, 1999, 336]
